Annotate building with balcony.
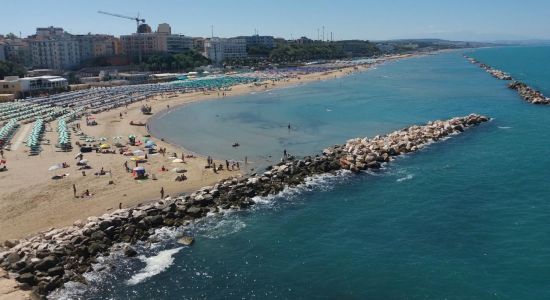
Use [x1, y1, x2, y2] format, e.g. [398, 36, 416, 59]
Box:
[204, 38, 247, 64]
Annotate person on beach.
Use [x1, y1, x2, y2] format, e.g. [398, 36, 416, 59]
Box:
[245, 156, 248, 165]
[284, 149, 287, 158]
[225, 160, 229, 170]
[237, 162, 240, 170]
[160, 187, 165, 199]
[181, 153, 185, 162]
[73, 184, 77, 198]
[0, 149, 3, 159]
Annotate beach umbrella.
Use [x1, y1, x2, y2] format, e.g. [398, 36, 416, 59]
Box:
[172, 158, 184, 163]
[172, 168, 186, 173]
[48, 165, 61, 171]
[133, 166, 145, 171]
[133, 149, 145, 155]
[100, 143, 111, 149]
[74, 152, 82, 159]
[79, 159, 88, 165]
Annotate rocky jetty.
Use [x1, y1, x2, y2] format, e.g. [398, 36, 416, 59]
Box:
[508, 81, 550, 105]
[464, 55, 513, 80]
[0, 114, 490, 299]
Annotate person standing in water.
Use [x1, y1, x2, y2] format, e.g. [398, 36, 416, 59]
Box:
[160, 187, 165, 199]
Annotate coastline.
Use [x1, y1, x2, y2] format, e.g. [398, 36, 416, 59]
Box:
[0, 53, 419, 299]
[0, 113, 490, 299]
[0, 56, 405, 242]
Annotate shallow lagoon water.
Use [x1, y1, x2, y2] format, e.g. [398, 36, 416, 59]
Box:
[61, 47, 550, 299]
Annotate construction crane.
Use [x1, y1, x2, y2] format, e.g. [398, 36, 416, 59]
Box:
[97, 10, 146, 33]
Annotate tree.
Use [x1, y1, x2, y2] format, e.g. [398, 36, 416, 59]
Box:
[0, 61, 26, 80]
[5, 32, 17, 39]
[140, 50, 210, 73]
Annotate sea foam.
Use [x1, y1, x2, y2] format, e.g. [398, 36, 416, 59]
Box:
[126, 247, 183, 286]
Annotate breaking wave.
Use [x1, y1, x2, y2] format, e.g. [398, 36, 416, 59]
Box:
[126, 247, 183, 285]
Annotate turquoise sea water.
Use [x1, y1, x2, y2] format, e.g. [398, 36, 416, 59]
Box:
[60, 46, 550, 299]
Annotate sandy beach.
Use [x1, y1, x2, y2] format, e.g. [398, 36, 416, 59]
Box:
[0, 59, 405, 243]
[0, 54, 419, 299]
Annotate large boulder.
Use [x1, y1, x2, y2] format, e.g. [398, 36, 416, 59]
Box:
[4, 252, 21, 265]
[186, 206, 203, 218]
[35, 256, 58, 271]
[123, 245, 138, 257]
[17, 272, 36, 285]
[4, 239, 19, 248]
[47, 266, 64, 276]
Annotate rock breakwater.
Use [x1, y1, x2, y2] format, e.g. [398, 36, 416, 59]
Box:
[507, 81, 550, 105]
[464, 54, 549, 105]
[0, 114, 490, 299]
[464, 55, 513, 80]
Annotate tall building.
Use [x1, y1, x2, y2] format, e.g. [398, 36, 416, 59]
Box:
[120, 33, 168, 56]
[121, 23, 195, 57]
[1, 38, 31, 66]
[166, 35, 193, 53]
[74, 34, 120, 61]
[29, 27, 119, 69]
[204, 38, 247, 64]
[29, 38, 81, 69]
[239, 35, 275, 48]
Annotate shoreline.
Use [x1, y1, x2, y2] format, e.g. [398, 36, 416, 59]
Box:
[0, 53, 423, 299]
[144, 53, 420, 160]
[0, 56, 406, 242]
[0, 114, 490, 299]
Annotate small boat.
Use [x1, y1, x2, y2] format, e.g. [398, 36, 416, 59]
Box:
[232, 142, 240, 147]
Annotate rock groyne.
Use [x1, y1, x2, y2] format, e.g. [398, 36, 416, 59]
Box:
[507, 81, 550, 105]
[464, 54, 550, 105]
[0, 114, 490, 299]
[464, 55, 513, 80]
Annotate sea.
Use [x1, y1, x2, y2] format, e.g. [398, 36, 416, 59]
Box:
[53, 46, 550, 299]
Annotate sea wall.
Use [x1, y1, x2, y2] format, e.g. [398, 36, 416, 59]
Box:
[0, 114, 490, 299]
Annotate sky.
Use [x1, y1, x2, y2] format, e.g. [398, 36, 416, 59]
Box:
[1, 0, 550, 41]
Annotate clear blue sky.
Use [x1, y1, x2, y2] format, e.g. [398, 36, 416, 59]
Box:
[2, 0, 549, 41]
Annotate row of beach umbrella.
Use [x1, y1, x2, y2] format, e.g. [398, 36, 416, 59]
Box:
[56, 118, 71, 150]
[0, 119, 19, 146]
[26, 119, 44, 155]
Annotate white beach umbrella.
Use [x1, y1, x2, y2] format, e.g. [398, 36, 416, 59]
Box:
[172, 158, 184, 163]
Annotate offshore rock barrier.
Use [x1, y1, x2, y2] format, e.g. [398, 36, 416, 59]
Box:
[464, 55, 513, 80]
[464, 54, 549, 105]
[0, 114, 490, 299]
[507, 81, 550, 105]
